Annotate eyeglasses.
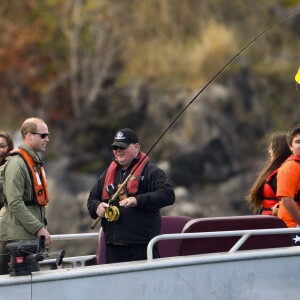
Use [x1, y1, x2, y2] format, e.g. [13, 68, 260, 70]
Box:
[29, 132, 49, 139]
[111, 146, 127, 150]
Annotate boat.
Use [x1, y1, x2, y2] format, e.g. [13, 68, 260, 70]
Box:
[1, 214, 299, 300]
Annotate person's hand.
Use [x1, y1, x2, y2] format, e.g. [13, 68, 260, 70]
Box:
[272, 203, 279, 216]
[37, 227, 52, 248]
[96, 202, 109, 218]
[119, 197, 137, 208]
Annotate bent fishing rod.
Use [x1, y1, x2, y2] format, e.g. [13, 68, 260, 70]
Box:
[91, 8, 300, 229]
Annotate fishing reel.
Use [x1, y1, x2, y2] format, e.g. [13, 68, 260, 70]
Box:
[6, 236, 65, 276]
[91, 180, 130, 229]
[105, 205, 120, 221]
[104, 183, 128, 222]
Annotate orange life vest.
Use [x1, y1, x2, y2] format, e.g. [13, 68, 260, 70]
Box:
[261, 169, 278, 215]
[11, 148, 49, 206]
[277, 155, 300, 228]
[102, 152, 149, 200]
[285, 155, 300, 164]
[283, 155, 300, 203]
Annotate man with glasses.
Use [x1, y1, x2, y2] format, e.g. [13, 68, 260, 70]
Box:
[0, 117, 51, 275]
[87, 128, 175, 263]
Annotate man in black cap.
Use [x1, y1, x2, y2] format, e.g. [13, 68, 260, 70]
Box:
[87, 128, 175, 263]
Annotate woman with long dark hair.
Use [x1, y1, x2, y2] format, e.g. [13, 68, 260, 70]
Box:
[246, 132, 291, 215]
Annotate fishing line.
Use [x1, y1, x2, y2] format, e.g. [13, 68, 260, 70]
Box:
[91, 8, 300, 229]
[143, 8, 300, 159]
[132, 8, 300, 177]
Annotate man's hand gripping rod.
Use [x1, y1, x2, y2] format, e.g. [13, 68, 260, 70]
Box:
[91, 174, 132, 229]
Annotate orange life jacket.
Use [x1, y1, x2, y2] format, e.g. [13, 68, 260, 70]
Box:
[102, 152, 149, 200]
[283, 155, 300, 203]
[277, 155, 300, 228]
[11, 148, 49, 206]
[262, 155, 300, 215]
[285, 155, 300, 164]
[261, 169, 278, 215]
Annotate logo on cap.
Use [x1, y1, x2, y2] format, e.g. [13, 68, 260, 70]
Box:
[115, 132, 126, 140]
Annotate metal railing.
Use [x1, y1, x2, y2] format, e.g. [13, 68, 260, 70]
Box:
[42, 228, 300, 265]
[51, 233, 98, 241]
[41, 233, 98, 268]
[147, 227, 300, 260]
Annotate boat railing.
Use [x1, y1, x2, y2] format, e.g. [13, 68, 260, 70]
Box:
[50, 233, 98, 241]
[40, 233, 98, 268]
[40, 227, 300, 267]
[147, 226, 300, 260]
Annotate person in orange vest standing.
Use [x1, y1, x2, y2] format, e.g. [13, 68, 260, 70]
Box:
[87, 128, 175, 263]
[0, 117, 52, 274]
[277, 124, 300, 245]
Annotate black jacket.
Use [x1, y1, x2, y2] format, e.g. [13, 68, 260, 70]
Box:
[87, 158, 175, 245]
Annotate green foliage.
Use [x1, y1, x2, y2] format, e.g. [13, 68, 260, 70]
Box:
[280, 0, 300, 7]
[119, 19, 238, 90]
[0, 0, 300, 159]
[1, 0, 299, 114]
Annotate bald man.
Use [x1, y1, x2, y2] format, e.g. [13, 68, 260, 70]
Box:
[0, 117, 52, 275]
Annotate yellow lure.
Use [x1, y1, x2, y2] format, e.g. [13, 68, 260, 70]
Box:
[296, 67, 300, 84]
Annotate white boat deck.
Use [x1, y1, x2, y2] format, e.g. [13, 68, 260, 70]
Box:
[0, 226, 300, 300]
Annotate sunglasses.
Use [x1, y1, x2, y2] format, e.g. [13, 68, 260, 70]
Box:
[30, 132, 49, 139]
[111, 146, 127, 150]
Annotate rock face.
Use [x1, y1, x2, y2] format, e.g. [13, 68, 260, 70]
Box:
[45, 68, 270, 256]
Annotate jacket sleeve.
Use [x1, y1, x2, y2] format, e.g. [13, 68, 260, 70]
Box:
[136, 164, 175, 210]
[4, 156, 44, 235]
[87, 172, 106, 219]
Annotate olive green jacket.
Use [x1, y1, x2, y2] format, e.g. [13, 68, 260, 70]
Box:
[0, 158, 7, 210]
[0, 143, 47, 241]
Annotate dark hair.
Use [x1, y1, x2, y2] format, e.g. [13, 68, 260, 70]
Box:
[286, 124, 300, 147]
[0, 131, 14, 152]
[246, 132, 291, 213]
[0, 131, 14, 166]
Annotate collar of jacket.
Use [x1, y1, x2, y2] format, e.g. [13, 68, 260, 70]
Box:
[19, 143, 44, 166]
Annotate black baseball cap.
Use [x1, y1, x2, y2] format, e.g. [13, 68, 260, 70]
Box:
[111, 128, 139, 148]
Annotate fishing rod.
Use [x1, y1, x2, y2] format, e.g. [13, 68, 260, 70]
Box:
[91, 8, 300, 229]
